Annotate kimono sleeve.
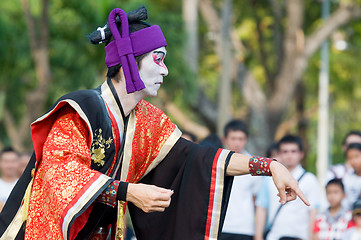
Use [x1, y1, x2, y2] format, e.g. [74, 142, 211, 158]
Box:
[128, 138, 234, 240]
[25, 106, 113, 240]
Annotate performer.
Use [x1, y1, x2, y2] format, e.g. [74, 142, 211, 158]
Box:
[0, 6, 308, 240]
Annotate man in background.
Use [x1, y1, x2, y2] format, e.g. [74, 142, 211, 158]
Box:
[326, 130, 361, 181]
[0, 148, 19, 212]
[17, 152, 31, 177]
[255, 135, 321, 240]
[221, 119, 262, 240]
[181, 130, 197, 143]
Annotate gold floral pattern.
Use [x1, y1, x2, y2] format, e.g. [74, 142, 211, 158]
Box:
[127, 100, 176, 183]
[26, 107, 102, 239]
[90, 129, 113, 167]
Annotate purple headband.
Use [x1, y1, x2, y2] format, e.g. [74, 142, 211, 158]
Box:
[105, 8, 167, 93]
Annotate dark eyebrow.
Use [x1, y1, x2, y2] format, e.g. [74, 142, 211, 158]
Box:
[153, 51, 166, 55]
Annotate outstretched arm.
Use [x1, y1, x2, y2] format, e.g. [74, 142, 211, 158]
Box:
[226, 153, 310, 206]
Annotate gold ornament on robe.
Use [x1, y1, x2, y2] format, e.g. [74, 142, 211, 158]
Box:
[90, 129, 113, 167]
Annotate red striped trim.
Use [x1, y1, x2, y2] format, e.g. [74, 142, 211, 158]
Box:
[204, 148, 222, 240]
[60, 172, 102, 225]
[68, 205, 94, 240]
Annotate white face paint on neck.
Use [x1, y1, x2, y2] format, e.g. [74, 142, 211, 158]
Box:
[139, 46, 168, 97]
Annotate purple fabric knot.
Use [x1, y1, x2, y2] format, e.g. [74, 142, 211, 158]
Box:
[105, 8, 167, 94]
[116, 37, 133, 56]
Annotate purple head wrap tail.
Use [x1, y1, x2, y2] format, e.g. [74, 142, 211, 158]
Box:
[107, 8, 144, 93]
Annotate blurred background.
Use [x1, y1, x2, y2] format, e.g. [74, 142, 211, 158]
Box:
[1, 0, 361, 175]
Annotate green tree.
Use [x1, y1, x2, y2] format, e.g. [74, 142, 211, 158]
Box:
[196, 0, 361, 160]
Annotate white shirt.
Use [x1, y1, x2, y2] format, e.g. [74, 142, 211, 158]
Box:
[342, 227, 361, 240]
[0, 178, 18, 203]
[222, 150, 262, 235]
[222, 174, 263, 235]
[256, 165, 322, 240]
[342, 171, 361, 210]
[325, 164, 352, 183]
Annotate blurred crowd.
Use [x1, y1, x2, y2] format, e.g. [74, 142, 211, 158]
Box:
[1, 121, 361, 240]
[183, 121, 361, 240]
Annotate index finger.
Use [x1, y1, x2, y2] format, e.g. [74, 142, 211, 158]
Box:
[294, 185, 310, 206]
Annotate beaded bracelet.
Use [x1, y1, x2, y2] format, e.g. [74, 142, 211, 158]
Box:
[249, 156, 276, 176]
[97, 180, 119, 208]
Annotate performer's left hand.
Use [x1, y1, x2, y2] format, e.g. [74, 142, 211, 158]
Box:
[126, 183, 174, 213]
[270, 161, 310, 206]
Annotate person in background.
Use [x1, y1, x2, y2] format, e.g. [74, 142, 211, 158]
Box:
[266, 142, 278, 159]
[326, 130, 361, 181]
[181, 130, 197, 143]
[17, 153, 31, 177]
[199, 133, 223, 148]
[313, 178, 352, 240]
[341, 143, 361, 209]
[342, 131, 361, 152]
[0, 148, 20, 211]
[342, 198, 361, 240]
[255, 135, 322, 240]
[221, 120, 262, 240]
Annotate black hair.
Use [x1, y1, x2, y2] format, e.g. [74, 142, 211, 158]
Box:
[88, 5, 151, 79]
[342, 130, 361, 146]
[266, 142, 278, 158]
[346, 142, 361, 154]
[0, 147, 19, 159]
[326, 178, 345, 192]
[200, 134, 223, 149]
[182, 130, 197, 143]
[223, 119, 248, 137]
[277, 135, 303, 152]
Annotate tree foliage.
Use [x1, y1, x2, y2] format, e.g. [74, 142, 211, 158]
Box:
[0, 0, 361, 172]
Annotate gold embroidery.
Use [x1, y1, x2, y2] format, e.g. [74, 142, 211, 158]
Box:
[26, 109, 98, 239]
[126, 100, 177, 183]
[90, 129, 113, 167]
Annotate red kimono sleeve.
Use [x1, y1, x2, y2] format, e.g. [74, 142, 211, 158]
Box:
[25, 106, 113, 240]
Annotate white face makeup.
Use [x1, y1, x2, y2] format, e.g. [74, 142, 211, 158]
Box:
[139, 47, 168, 97]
